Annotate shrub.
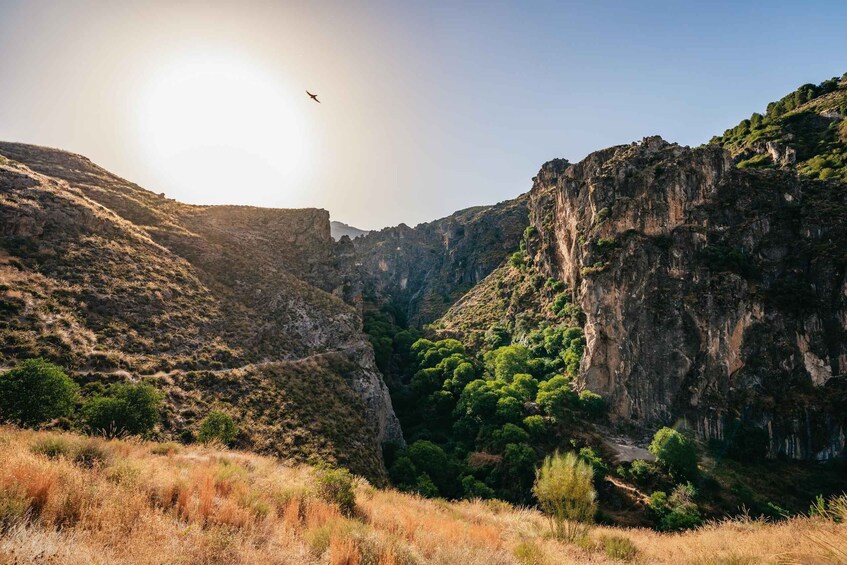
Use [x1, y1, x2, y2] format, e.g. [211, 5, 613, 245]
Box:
[649, 483, 702, 531]
[551, 292, 571, 316]
[414, 473, 440, 498]
[0, 359, 78, 427]
[315, 467, 356, 516]
[532, 450, 597, 543]
[649, 427, 698, 479]
[578, 390, 604, 418]
[30, 435, 74, 459]
[578, 447, 608, 478]
[621, 458, 658, 487]
[82, 383, 162, 437]
[198, 411, 239, 446]
[601, 535, 638, 561]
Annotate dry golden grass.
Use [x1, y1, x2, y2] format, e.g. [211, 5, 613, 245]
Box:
[0, 427, 843, 565]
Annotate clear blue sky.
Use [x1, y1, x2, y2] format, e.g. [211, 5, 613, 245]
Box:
[1, 1, 845, 229]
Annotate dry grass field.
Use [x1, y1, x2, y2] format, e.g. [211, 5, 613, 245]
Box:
[0, 427, 844, 565]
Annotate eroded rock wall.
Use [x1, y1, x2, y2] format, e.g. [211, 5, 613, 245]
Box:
[528, 137, 847, 459]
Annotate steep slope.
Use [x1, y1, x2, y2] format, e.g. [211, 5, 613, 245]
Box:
[525, 136, 846, 459]
[0, 147, 400, 479]
[353, 197, 529, 325]
[712, 73, 847, 181]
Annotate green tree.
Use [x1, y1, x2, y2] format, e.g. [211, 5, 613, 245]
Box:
[197, 411, 239, 446]
[485, 345, 530, 382]
[0, 359, 78, 427]
[649, 427, 698, 479]
[407, 440, 450, 494]
[82, 383, 162, 437]
[533, 451, 597, 542]
[536, 375, 576, 421]
[389, 455, 418, 488]
[462, 475, 495, 499]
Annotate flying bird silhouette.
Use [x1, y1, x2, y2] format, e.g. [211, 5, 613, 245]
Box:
[306, 90, 320, 103]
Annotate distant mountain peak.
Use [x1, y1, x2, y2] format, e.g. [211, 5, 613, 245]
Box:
[330, 220, 370, 241]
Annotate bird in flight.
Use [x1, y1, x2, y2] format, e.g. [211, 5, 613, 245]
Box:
[306, 90, 320, 103]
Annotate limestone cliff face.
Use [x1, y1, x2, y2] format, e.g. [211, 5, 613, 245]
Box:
[528, 137, 847, 459]
[353, 198, 529, 325]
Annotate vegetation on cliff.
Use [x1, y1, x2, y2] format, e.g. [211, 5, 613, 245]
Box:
[712, 73, 847, 180]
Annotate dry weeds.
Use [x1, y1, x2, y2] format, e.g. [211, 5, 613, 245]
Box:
[0, 427, 843, 564]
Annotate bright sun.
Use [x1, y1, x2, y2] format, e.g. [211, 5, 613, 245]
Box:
[135, 52, 311, 204]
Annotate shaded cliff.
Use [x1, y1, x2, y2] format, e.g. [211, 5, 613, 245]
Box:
[353, 197, 529, 325]
[0, 145, 401, 479]
[526, 136, 847, 459]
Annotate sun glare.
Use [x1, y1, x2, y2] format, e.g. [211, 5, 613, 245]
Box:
[135, 52, 311, 204]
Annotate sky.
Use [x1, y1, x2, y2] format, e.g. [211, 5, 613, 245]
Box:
[1, 1, 846, 230]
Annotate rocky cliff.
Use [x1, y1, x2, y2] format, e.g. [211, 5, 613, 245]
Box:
[526, 136, 846, 459]
[353, 197, 529, 325]
[0, 145, 401, 479]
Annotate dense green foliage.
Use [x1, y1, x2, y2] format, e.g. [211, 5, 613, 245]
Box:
[198, 411, 239, 446]
[372, 301, 605, 504]
[533, 451, 597, 542]
[82, 383, 162, 438]
[0, 359, 78, 426]
[649, 427, 698, 480]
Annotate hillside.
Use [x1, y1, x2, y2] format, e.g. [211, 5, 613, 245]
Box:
[1, 427, 844, 564]
[711, 73, 847, 181]
[430, 137, 847, 460]
[0, 146, 400, 479]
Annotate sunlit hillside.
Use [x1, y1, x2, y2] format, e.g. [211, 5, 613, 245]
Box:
[0, 427, 844, 565]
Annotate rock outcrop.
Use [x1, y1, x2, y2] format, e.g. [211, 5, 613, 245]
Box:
[353, 198, 529, 325]
[527, 136, 847, 459]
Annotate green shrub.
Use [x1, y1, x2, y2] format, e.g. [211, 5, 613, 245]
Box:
[649, 427, 698, 479]
[649, 483, 702, 531]
[414, 473, 440, 498]
[0, 359, 78, 427]
[578, 447, 609, 478]
[532, 450, 597, 543]
[30, 435, 75, 459]
[82, 383, 162, 438]
[621, 458, 658, 487]
[601, 535, 638, 561]
[509, 251, 527, 269]
[551, 292, 571, 316]
[197, 411, 239, 446]
[578, 390, 604, 418]
[315, 467, 356, 516]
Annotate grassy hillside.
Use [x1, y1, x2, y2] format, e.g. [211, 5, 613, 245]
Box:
[711, 73, 847, 180]
[0, 149, 397, 480]
[0, 427, 843, 564]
